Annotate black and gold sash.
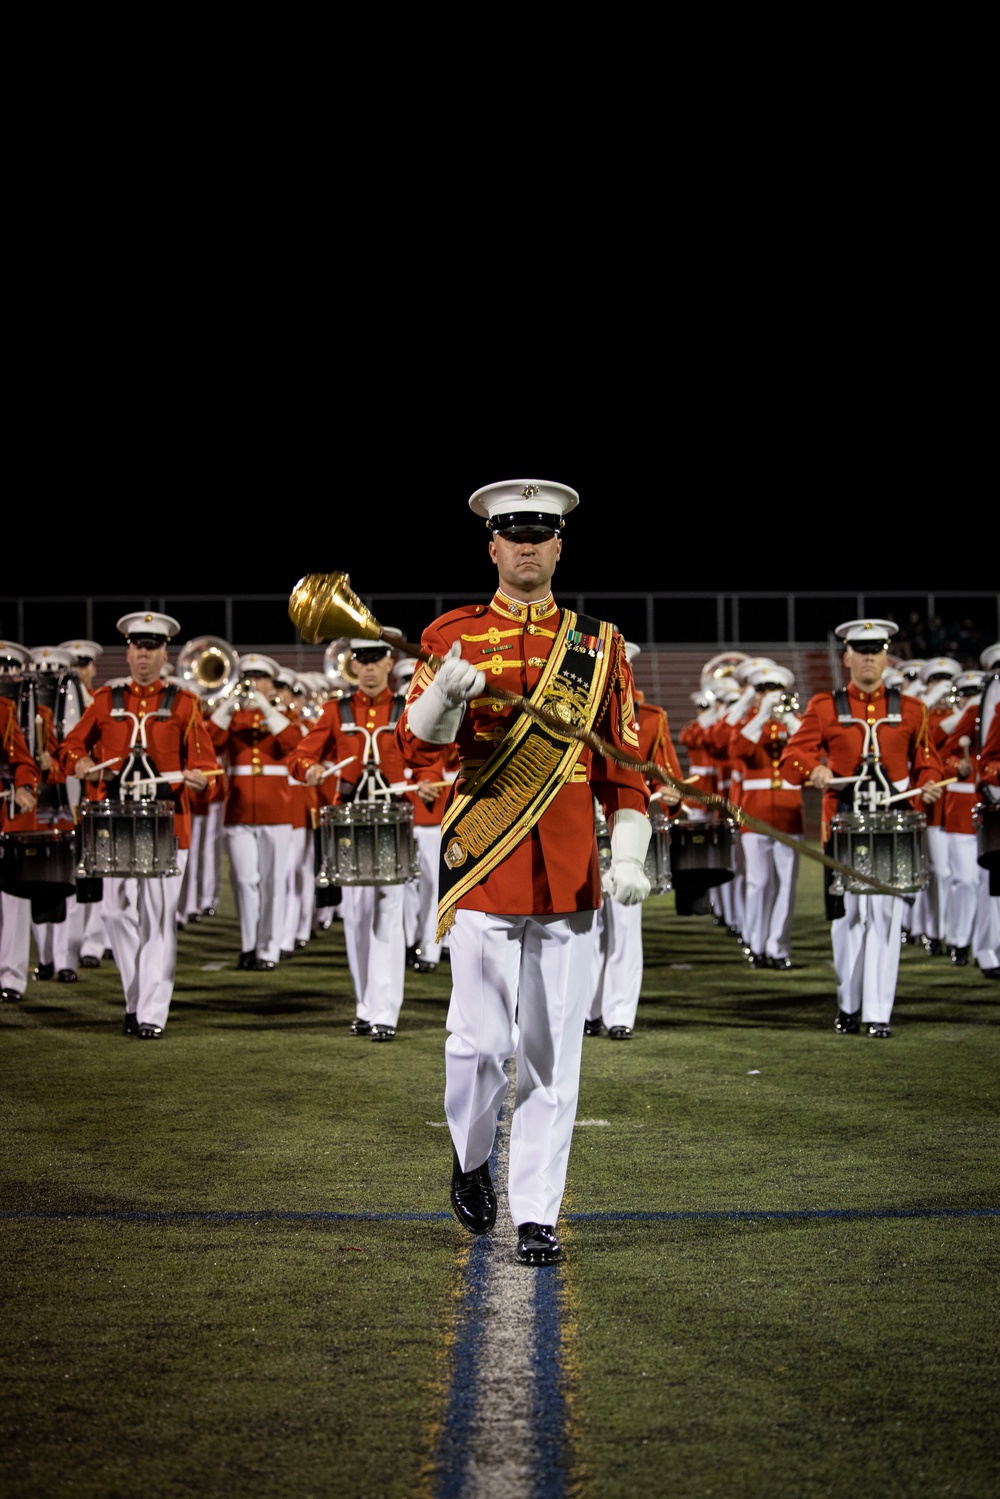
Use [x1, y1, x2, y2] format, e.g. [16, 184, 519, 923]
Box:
[436, 610, 616, 939]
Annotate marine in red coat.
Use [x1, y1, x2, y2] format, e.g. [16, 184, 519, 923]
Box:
[394, 479, 651, 1268]
[779, 618, 944, 1038]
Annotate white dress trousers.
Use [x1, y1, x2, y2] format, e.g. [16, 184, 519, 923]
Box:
[341, 881, 406, 1027]
[282, 826, 314, 951]
[0, 892, 32, 991]
[831, 892, 903, 1025]
[101, 849, 189, 1029]
[445, 907, 598, 1228]
[225, 823, 293, 964]
[741, 831, 801, 961]
[402, 824, 443, 963]
[587, 898, 643, 1030]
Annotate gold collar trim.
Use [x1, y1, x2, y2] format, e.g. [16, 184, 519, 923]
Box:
[491, 589, 557, 624]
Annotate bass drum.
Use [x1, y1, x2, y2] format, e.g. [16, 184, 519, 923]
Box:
[979, 670, 1000, 806]
[830, 809, 929, 895]
[0, 829, 77, 922]
[973, 802, 1000, 897]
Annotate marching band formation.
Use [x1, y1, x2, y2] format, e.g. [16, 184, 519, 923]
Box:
[1, 482, 999, 1267]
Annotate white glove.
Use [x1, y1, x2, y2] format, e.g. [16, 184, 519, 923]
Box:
[696, 703, 721, 729]
[605, 807, 652, 905]
[741, 691, 780, 744]
[210, 695, 237, 730]
[725, 684, 756, 725]
[264, 706, 291, 734]
[781, 713, 802, 736]
[405, 643, 485, 744]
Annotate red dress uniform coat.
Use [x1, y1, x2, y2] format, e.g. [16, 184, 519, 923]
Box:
[728, 715, 805, 836]
[636, 696, 684, 817]
[935, 700, 980, 835]
[284, 711, 320, 830]
[0, 695, 41, 832]
[394, 591, 650, 916]
[678, 713, 719, 812]
[208, 709, 301, 826]
[58, 681, 221, 850]
[778, 683, 943, 843]
[287, 687, 410, 794]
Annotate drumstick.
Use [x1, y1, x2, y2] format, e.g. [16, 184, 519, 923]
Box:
[883, 777, 958, 806]
[318, 756, 357, 781]
[85, 756, 122, 775]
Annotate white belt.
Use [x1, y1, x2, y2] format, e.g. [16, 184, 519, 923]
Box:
[743, 777, 800, 792]
[230, 765, 288, 777]
[687, 764, 715, 777]
[947, 782, 976, 794]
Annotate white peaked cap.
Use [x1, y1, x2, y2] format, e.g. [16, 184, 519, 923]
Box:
[835, 618, 899, 644]
[29, 647, 75, 671]
[58, 638, 104, 660]
[734, 657, 777, 685]
[980, 641, 1000, 670]
[349, 639, 392, 653]
[900, 660, 926, 678]
[117, 611, 182, 641]
[919, 656, 962, 683]
[952, 671, 984, 695]
[0, 640, 31, 666]
[469, 479, 580, 523]
[882, 669, 905, 689]
[748, 664, 794, 690]
[240, 653, 281, 677]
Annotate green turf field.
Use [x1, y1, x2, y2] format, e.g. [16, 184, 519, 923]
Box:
[2, 849, 997, 1498]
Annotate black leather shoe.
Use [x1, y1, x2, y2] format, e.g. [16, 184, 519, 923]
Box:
[32, 963, 55, 981]
[203, 907, 217, 918]
[349, 1017, 373, 1036]
[1, 988, 24, 1003]
[137, 1024, 164, 1039]
[979, 966, 1000, 981]
[295, 938, 308, 950]
[923, 937, 944, 958]
[405, 946, 419, 967]
[583, 1018, 604, 1036]
[123, 1013, 141, 1036]
[255, 959, 276, 971]
[188, 912, 203, 925]
[834, 1009, 860, 1034]
[279, 949, 294, 961]
[411, 959, 437, 973]
[371, 1024, 396, 1042]
[768, 957, 792, 970]
[607, 1025, 633, 1040]
[103, 948, 114, 960]
[237, 951, 257, 970]
[748, 952, 769, 968]
[516, 1222, 563, 1266]
[868, 1023, 892, 1038]
[949, 945, 970, 967]
[451, 1152, 497, 1235]
[79, 956, 101, 969]
[56, 969, 78, 983]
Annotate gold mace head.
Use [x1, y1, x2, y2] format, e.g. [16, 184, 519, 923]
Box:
[288, 572, 384, 646]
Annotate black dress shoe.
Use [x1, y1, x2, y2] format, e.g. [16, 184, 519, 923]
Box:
[103, 948, 114, 960]
[79, 956, 101, 969]
[32, 962, 55, 981]
[237, 951, 257, 970]
[768, 956, 792, 970]
[978, 966, 1000, 981]
[411, 959, 437, 973]
[255, 959, 276, 971]
[56, 969, 78, 983]
[923, 937, 944, 958]
[834, 1009, 860, 1034]
[349, 1017, 373, 1036]
[188, 912, 203, 924]
[949, 945, 970, 967]
[123, 1013, 141, 1036]
[451, 1151, 497, 1235]
[748, 952, 769, 968]
[1, 988, 24, 1003]
[583, 1018, 604, 1036]
[607, 1025, 633, 1040]
[868, 1023, 892, 1038]
[279, 949, 294, 961]
[370, 1024, 396, 1042]
[516, 1222, 563, 1266]
[203, 907, 217, 918]
[295, 938, 308, 950]
[405, 945, 419, 967]
[137, 1024, 164, 1039]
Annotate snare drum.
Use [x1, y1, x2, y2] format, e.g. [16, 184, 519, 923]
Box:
[317, 801, 418, 886]
[77, 799, 179, 878]
[0, 829, 77, 900]
[669, 816, 737, 897]
[643, 811, 673, 894]
[830, 809, 928, 895]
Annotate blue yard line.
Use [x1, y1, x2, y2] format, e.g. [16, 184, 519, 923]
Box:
[531, 1265, 566, 1499]
[2, 1205, 995, 1224]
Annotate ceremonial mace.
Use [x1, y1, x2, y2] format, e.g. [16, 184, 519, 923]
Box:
[288, 571, 900, 896]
